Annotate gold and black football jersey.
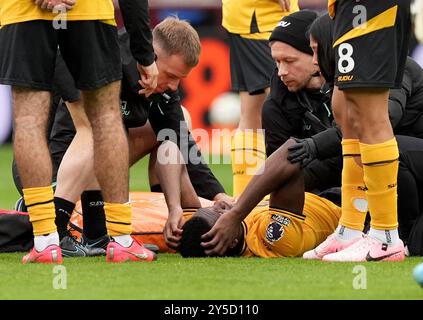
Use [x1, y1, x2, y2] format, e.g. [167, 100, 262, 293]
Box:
[0, 0, 115, 26]
[222, 0, 299, 39]
[240, 193, 341, 258]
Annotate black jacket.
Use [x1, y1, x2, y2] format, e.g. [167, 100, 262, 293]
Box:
[262, 68, 334, 157]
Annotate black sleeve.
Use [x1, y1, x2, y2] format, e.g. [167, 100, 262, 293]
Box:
[262, 70, 303, 156]
[388, 87, 407, 129]
[303, 156, 342, 192]
[311, 127, 343, 160]
[148, 93, 225, 200]
[118, 0, 155, 66]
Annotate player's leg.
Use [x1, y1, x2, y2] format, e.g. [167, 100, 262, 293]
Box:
[238, 91, 268, 130]
[304, 90, 368, 259]
[128, 122, 158, 166]
[51, 100, 106, 256]
[331, 88, 366, 241]
[323, 0, 410, 262]
[55, 100, 96, 204]
[148, 146, 161, 192]
[60, 21, 154, 262]
[13, 88, 62, 262]
[228, 34, 271, 197]
[80, 178, 109, 253]
[0, 21, 62, 263]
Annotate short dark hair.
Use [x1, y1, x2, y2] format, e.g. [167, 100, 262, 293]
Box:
[179, 216, 212, 258]
[179, 207, 245, 258]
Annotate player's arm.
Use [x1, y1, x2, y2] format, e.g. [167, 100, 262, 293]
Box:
[155, 141, 187, 250]
[118, 0, 158, 96]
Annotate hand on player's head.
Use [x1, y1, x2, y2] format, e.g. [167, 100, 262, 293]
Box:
[180, 207, 218, 257]
[212, 199, 234, 214]
[213, 193, 236, 206]
[164, 208, 185, 250]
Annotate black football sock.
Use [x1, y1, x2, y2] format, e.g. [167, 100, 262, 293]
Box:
[150, 184, 162, 192]
[81, 190, 107, 240]
[54, 197, 75, 240]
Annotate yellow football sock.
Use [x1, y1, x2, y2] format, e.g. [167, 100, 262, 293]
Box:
[360, 138, 399, 230]
[23, 186, 56, 236]
[231, 130, 266, 197]
[104, 202, 132, 236]
[339, 139, 367, 231]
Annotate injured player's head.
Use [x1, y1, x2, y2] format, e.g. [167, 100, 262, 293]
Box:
[179, 201, 244, 257]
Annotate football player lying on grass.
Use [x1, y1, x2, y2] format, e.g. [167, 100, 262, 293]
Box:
[156, 140, 341, 257]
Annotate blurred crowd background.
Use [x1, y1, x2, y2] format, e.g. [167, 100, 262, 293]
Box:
[1, 0, 422, 146]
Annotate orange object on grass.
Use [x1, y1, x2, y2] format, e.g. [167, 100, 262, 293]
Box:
[70, 192, 213, 253]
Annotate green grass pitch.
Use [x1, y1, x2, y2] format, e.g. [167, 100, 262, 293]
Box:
[1, 144, 423, 300]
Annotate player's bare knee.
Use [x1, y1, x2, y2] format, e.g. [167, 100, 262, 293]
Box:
[157, 140, 184, 165]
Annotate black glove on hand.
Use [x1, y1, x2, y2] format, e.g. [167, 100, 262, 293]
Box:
[287, 137, 318, 167]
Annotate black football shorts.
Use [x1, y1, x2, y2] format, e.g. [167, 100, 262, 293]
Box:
[332, 0, 411, 89]
[0, 20, 122, 91]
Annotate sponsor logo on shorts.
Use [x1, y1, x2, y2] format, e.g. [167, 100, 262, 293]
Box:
[337, 75, 354, 82]
[277, 21, 291, 28]
[265, 221, 284, 243]
[121, 100, 130, 116]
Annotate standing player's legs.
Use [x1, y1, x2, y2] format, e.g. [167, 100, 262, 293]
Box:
[303, 86, 368, 260]
[323, 0, 410, 262]
[60, 21, 155, 262]
[83, 82, 155, 262]
[13, 88, 62, 263]
[229, 34, 271, 197]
